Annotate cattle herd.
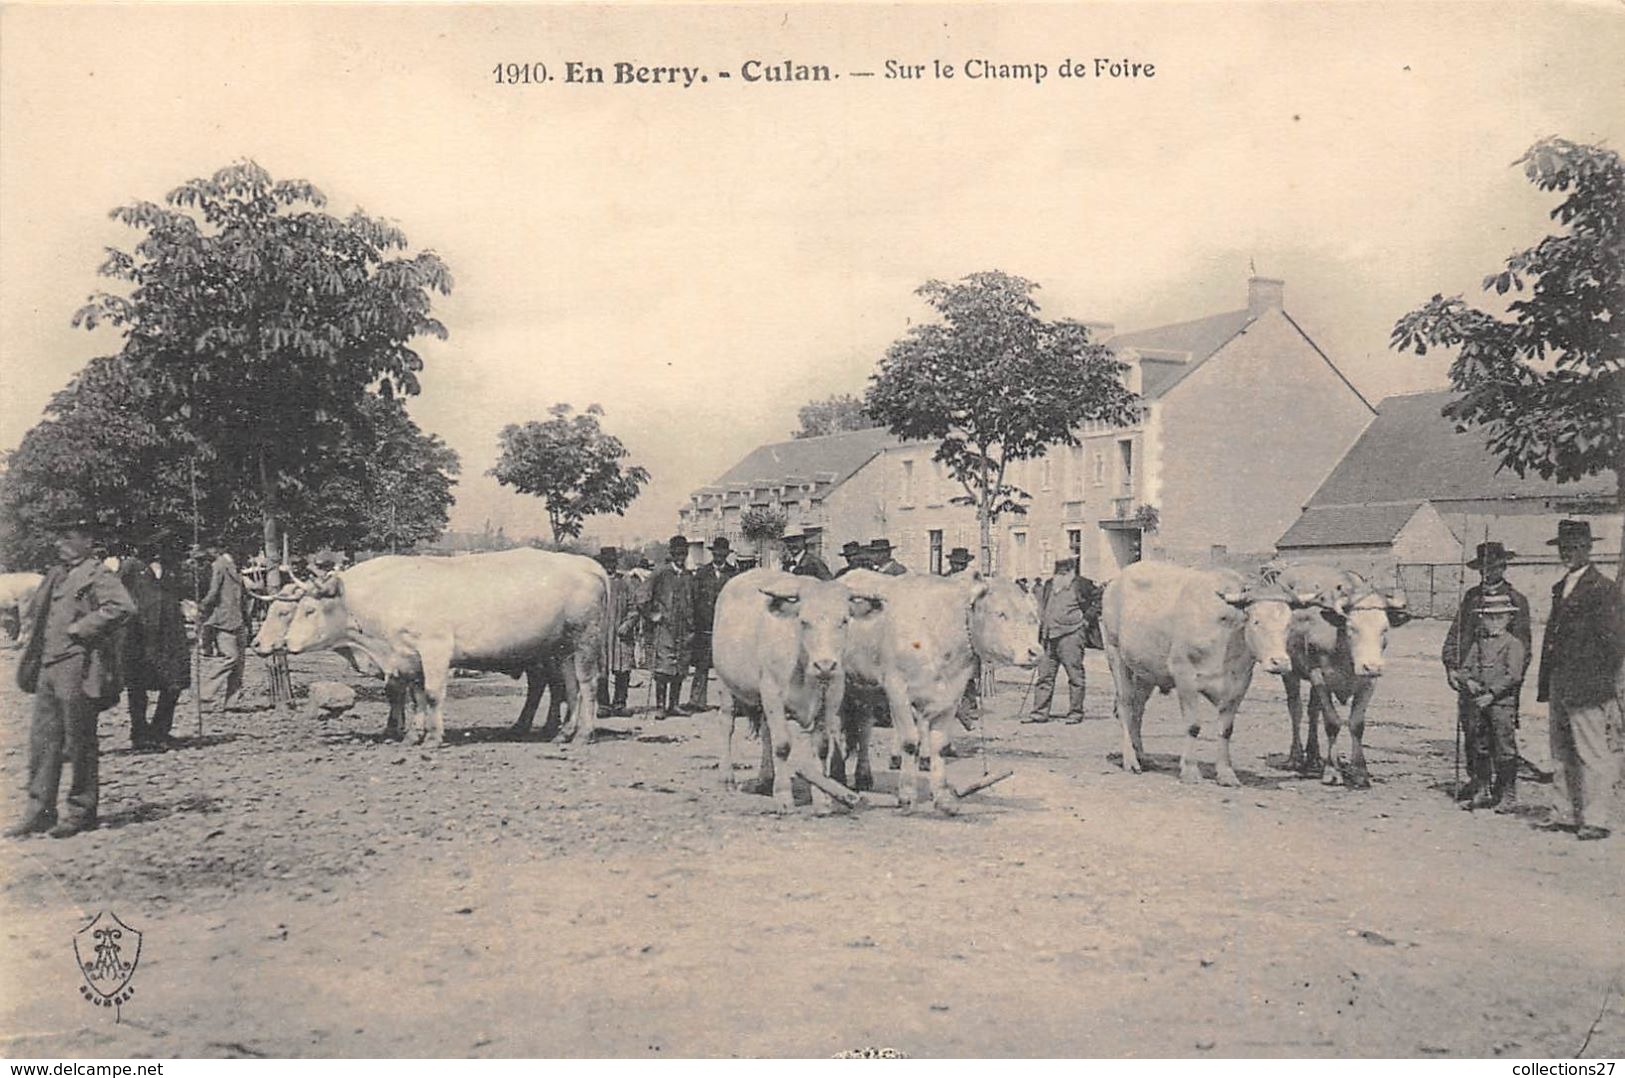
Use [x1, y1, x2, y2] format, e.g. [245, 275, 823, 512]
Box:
[236, 548, 1415, 816]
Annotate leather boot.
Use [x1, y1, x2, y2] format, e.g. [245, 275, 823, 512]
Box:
[1466, 759, 1495, 811]
[1493, 759, 1519, 814]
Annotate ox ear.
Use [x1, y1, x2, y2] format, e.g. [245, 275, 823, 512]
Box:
[315, 576, 343, 599]
[758, 585, 801, 616]
[847, 592, 886, 617]
[1385, 592, 1412, 627]
[966, 580, 989, 604]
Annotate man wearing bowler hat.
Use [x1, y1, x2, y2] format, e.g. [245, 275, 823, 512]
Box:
[595, 547, 637, 717]
[782, 530, 832, 581]
[833, 540, 870, 578]
[1537, 520, 1620, 840]
[643, 534, 694, 718]
[683, 536, 738, 713]
[946, 547, 975, 575]
[1442, 540, 1532, 803]
[8, 516, 135, 839]
[868, 538, 908, 576]
[1026, 555, 1100, 724]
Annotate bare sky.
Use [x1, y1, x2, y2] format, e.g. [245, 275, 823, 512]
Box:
[2, 2, 1621, 546]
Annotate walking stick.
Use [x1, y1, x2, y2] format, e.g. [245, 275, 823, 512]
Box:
[189, 452, 204, 738]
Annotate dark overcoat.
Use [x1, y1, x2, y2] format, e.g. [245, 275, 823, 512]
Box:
[1537, 565, 1622, 707]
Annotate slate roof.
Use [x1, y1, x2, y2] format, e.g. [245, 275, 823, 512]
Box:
[1106, 309, 1254, 399]
[1276, 502, 1424, 550]
[1305, 390, 1617, 506]
[709, 426, 902, 500]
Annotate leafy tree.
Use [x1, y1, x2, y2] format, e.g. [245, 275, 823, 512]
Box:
[0, 356, 195, 569]
[72, 160, 454, 566]
[489, 404, 650, 544]
[740, 505, 787, 567]
[1392, 137, 1624, 505]
[865, 271, 1140, 571]
[793, 393, 882, 438]
[282, 395, 460, 555]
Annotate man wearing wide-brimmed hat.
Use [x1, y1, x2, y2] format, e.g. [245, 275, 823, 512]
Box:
[781, 530, 832, 581]
[1537, 519, 1620, 841]
[115, 527, 191, 752]
[1442, 540, 1531, 803]
[868, 538, 907, 576]
[594, 547, 636, 717]
[683, 535, 738, 713]
[642, 534, 694, 717]
[7, 516, 136, 839]
[833, 540, 869, 578]
[945, 546, 975, 575]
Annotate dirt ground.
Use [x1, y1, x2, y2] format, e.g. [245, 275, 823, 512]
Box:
[1, 621, 1621, 1059]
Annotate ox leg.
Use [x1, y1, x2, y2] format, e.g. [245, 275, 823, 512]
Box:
[511, 666, 548, 736]
[1106, 646, 1148, 774]
[740, 712, 776, 796]
[1283, 674, 1306, 770]
[1213, 700, 1243, 788]
[384, 678, 408, 741]
[1318, 686, 1345, 786]
[721, 710, 738, 791]
[850, 701, 875, 793]
[1345, 686, 1373, 789]
[417, 642, 454, 749]
[1303, 674, 1325, 774]
[1174, 684, 1219, 784]
[759, 693, 798, 812]
[886, 678, 921, 810]
[927, 719, 961, 815]
[556, 657, 585, 744]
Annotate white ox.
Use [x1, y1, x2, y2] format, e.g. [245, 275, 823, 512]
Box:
[836, 569, 1042, 814]
[711, 568, 885, 812]
[1102, 561, 1301, 787]
[1274, 564, 1410, 787]
[0, 571, 43, 645]
[279, 549, 607, 748]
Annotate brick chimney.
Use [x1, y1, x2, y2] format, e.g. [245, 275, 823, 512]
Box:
[1248, 276, 1284, 319]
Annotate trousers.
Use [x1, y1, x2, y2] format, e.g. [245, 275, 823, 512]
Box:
[1549, 695, 1619, 830]
[1031, 631, 1086, 720]
[201, 627, 245, 710]
[130, 687, 181, 745]
[27, 658, 104, 826]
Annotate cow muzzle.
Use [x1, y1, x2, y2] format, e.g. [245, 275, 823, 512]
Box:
[1259, 654, 1292, 675]
[1355, 661, 1385, 678]
[811, 658, 840, 681]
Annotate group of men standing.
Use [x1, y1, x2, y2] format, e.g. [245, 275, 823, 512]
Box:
[1443, 521, 1621, 841]
[596, 533, 742, 719]
[5, 516, 277, 840]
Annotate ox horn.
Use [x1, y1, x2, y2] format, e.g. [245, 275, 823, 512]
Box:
[1217, 588, 1249, 608]
[758, 585, 801, 604]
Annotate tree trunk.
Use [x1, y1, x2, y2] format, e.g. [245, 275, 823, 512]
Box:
[258, 448, 280, 574]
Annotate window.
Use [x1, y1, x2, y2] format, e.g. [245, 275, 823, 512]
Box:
[929, 530, 944, 574]
[1068, 529, 1082, 565]
[1041, 457, 1053, 491]
[1012, 530, 1029, 577]
[1093, 451, 1106, 486]
[930, 460, 946, 505]
[901, 459, 915, 505]
[1118, 439, 1134, 492]
[1040, 539, 1053, 574]
[1071, 447, 1087, 498]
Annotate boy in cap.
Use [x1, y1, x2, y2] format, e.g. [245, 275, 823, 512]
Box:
[8, 517, 136, 838]
[1442, 540, 1531, 803]
[1453, 592, 1526, 812]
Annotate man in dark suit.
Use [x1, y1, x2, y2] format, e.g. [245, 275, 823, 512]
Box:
[868, 538, 908, 576]
[1442, 540, 1532, 802]
[684, 536, 738, 713]
[1025, 556, 1101, 724]
[781, 531, 832, 580]
[833, 540, 869, 578]
[7, 517, 135, 839]
[117, 533, 192, 751]
[643, 534, 694, 718]
[198, 547, 248, 712]
[1537, 520, 1620, 841]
